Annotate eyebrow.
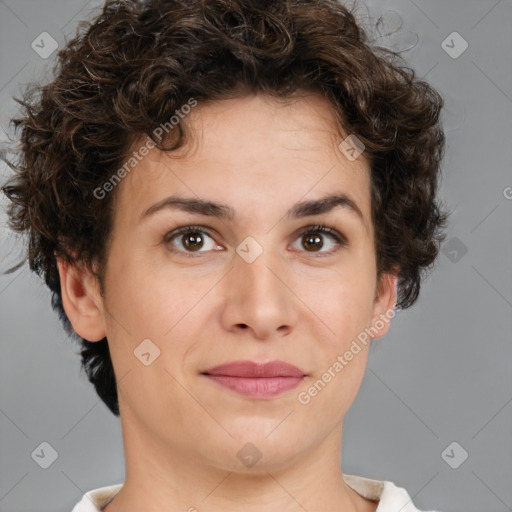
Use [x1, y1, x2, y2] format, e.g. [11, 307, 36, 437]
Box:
[140, 192, 364, 224]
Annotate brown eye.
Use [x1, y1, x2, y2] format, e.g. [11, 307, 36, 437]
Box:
[292, 224, 347, 256]
[164, 226, 220, 256]
[302, 233, 323, 252]
[181, 232, 204, 251]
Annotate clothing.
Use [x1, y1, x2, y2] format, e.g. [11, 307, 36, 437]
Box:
[71, 473, 439, 511]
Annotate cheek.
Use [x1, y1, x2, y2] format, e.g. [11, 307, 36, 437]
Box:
[299, 272, 374, 411]
[301, 349, 369, 428]
[102, 245, 222, 377]
[102, 240, 177, 331]
[306, 271, 376, 343]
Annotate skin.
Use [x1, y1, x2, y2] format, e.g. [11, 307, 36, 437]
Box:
[58, 92, 397, 512]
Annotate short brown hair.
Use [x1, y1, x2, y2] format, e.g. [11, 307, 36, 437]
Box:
[1, 0, 450, 416]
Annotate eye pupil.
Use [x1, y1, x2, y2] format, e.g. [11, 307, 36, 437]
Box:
[303, 234, 323, 251]
[183, 233, 204, 251]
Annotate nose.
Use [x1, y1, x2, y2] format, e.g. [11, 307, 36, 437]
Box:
[220, 244, 299, 341]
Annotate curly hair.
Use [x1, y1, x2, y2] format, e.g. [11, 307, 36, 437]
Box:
[1, 0, 450, 416]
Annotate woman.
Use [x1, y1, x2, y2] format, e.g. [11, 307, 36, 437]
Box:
[1, 0, 449, 510]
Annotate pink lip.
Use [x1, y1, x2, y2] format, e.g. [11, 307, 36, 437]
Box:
[201, 360, 307, 398]
[203, 360, 306, 378]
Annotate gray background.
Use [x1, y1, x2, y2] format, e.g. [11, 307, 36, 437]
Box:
[1, 0, 511, 511]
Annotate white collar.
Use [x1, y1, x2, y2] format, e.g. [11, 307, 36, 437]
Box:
[71, 473, 438, 511]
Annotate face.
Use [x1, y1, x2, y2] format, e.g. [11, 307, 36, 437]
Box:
[62, 92, 396, 474]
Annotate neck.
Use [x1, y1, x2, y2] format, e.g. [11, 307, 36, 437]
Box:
[102, 414, 375, 512]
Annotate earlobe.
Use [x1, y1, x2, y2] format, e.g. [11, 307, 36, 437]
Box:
[370, 272, 398, 340]
[57, 258, 106, 342]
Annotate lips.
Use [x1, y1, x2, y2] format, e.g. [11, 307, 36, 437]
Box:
[201, 360, 307, 398]
[202, 360, 307, 378]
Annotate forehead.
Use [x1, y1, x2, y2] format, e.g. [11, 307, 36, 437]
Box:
[115, 93, 373, 233]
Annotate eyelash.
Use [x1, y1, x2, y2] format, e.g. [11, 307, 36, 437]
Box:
[163, 224, 347, 258]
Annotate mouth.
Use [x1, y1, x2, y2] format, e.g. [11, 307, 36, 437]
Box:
[201, 360, 308, 398]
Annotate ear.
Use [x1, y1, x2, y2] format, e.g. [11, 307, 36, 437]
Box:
[56, 258, 106, 342]
[369, 271, 398, 340]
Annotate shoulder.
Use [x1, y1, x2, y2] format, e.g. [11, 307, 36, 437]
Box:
[71, 483, 123, 512]
[343, 473, 440, 512]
